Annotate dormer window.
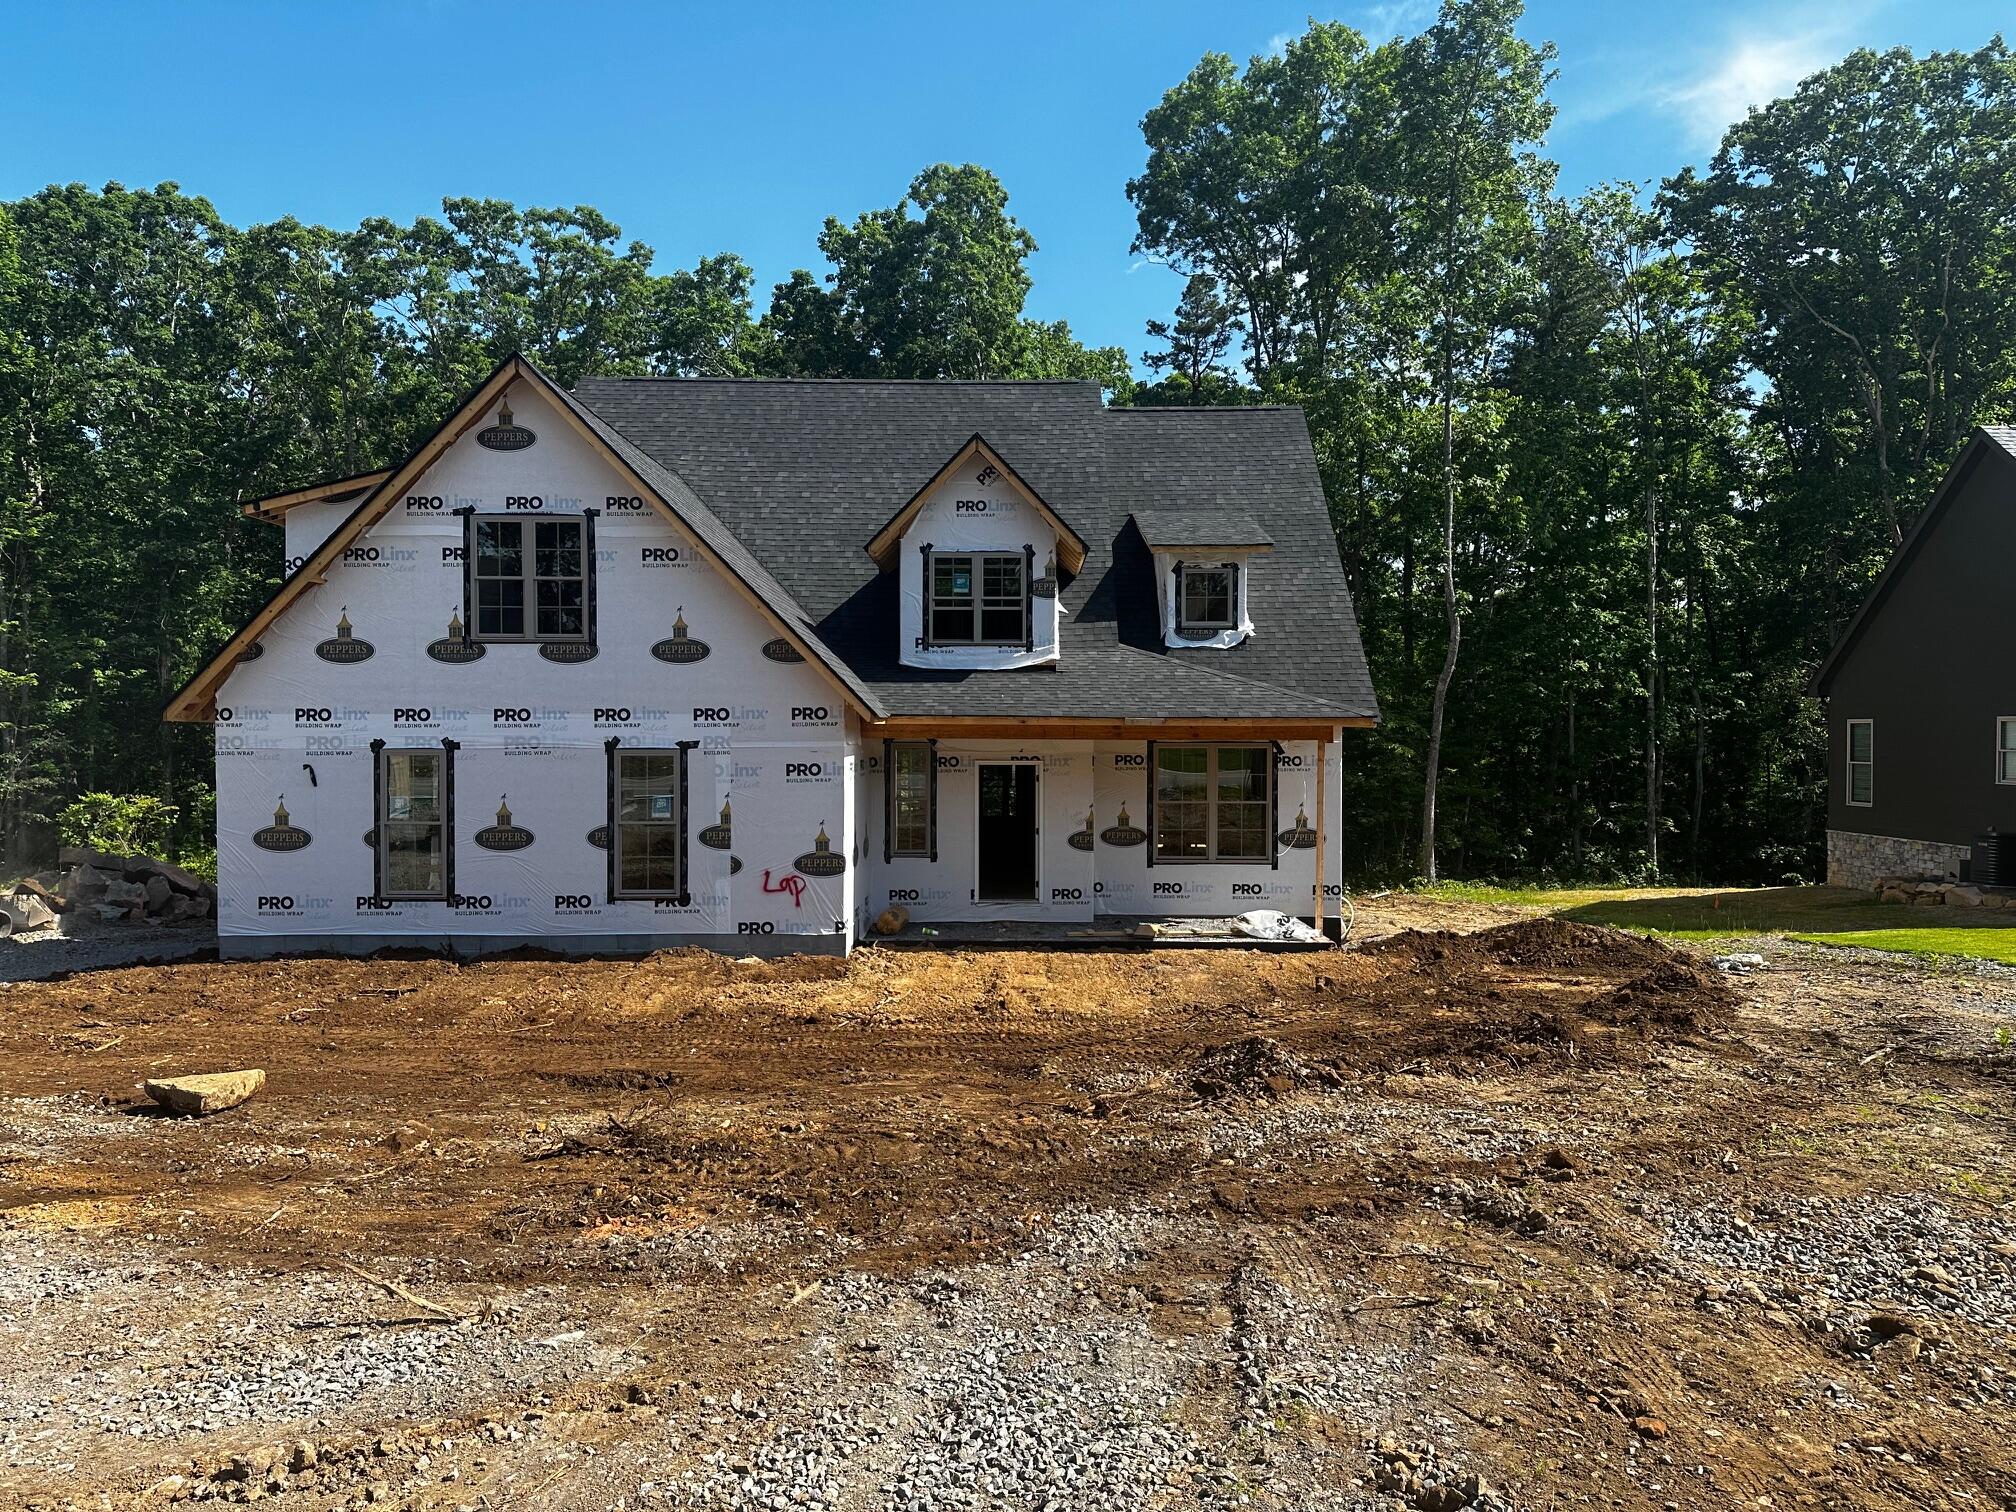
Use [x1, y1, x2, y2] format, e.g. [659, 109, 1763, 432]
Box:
[927, 551, 1027, 647]
[1179, 565, 1237, 634]
[472, 516, 588, 642]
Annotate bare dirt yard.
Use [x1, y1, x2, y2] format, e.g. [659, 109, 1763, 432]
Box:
[2, 898, 2012, 1511]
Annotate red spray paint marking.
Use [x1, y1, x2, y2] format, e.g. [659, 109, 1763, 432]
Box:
[761, 869, 806, 908]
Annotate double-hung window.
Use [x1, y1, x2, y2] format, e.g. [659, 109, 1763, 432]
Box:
[928, 552, 1025, 645]
[1846, 719, 1874, 807]
[1178, 565, 1236, 634]
[474, 517, 586, 641]
[888, 741, 935, 858]
[613, 748, 686, 899]
[378, 747, 449, 899]
[1154, 745, 1270, 863]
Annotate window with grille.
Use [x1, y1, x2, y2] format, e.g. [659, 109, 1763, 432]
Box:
[927, 552, 1025, 645]
[1178, 565, 1236, 633]
[889, 742, 934, 856]
[1846, 719, 1873, 807]
[378, 748, 448, 899]
[1154, 745, 1271, 863]
[473, 517, 587, 641]
[613, 749, 685, 899]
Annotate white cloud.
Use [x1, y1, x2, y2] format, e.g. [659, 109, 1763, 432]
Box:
[1264, 30, 1296, 59]
[1659, 11, 1871, 146]
[1360, 0, 1438, 41]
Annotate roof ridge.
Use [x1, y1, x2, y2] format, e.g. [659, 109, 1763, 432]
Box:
[572, 376, 1100, 388]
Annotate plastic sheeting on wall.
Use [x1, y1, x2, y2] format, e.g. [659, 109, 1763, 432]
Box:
[1155, 551, 1255, 650]
[897, 461, 1061, 671]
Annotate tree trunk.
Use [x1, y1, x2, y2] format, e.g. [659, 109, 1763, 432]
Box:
[1644, 485, 1660, 877]
[1419, 370, 1461, 882]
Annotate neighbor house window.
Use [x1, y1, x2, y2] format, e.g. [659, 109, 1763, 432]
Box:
[1178, 565, 1236, 633]
[1846, 719, 1873, 807]
[928, 552, 1025, 645]
[474, 516, 586, 641]
[613, 748, 686, 899]
[1155, 745, 1270, 862]
[378, 747, 449, 899]
[1998, 718, 2016, 784]
[888, 741, 935, 857]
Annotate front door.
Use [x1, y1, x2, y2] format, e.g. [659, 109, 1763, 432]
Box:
[977, 762, 1039, 901]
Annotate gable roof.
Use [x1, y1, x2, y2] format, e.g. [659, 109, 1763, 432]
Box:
[567, 379, 1380, 723]
[164, 356, 882, 723]
[864, 433, 1088, 574]
[1811, 427, 2016, 696]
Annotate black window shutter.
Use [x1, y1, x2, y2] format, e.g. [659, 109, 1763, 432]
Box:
[919, 542, 934, 647]
[604, 737, 621, 903]
[582, 508, 599, 648]
[369, 738, 386, 901]
[1022, 543, 1035, 652]
[454, 508, 475, 643]
[1269, 741, 1283, 871]
[1144, 741, 1157, 868]
[441, 738, 458, 902]
[676, 739, 696, 907]
[882, 740, 894, 863]
[927, 739, 939, 862]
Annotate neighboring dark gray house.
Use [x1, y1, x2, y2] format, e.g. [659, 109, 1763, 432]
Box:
[1813, 426, 2016, 887]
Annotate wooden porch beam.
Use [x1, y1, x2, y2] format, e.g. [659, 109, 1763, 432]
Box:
[865, 717, 1371, 742]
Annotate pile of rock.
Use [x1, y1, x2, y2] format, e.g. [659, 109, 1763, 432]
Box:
[1872, 876, 2012, 909]
[3, 845, 216, 934]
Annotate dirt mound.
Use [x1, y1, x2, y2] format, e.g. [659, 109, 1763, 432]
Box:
[1193, 1035, 1314, 1099]
[1366, 917, 1680, 974]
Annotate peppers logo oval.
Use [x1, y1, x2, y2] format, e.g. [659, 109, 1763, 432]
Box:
[1099, 802, 1148, 848]
[315, 608, 374, 664]
[697, 798, 732, 851]
[1277, 804, 1317, 850]
[760, 638, 805, 664]
[254, 797, 312, 852]
[793, 822, 846, 877]
[586, 824, 611, 850]
[474, 795, 535, 852]
[539, 641, 598, 664]
[651, 608, 711, 664]
[1067, 806, 1095, 852]
[427, 609, 486, 664]
[477, 401, 536, 452]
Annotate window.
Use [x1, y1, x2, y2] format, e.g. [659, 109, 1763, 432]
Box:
[379, 748, 448, 899]
[1997, 718, 2016, 784]
[928, 552, 1025, 645]
[613, 748, 685, 899]
[889, 741, 934, 857]
[1155, 745, 1271, 863]
[1846, 719, 1873, 807]
[474, 517, 585, 641]
[1179, 565, 1236, 632]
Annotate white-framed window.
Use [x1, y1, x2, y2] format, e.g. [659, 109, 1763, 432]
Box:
[378, 747, 449, 899]
[1154, 744, 1271, 863]
[473, 516, 587, 641]
[1997, 718, 2016, 784]
[1178, 564, 1236, 633]
[612, 748, 686, 899]
[928, 552, 1025, 646]
[888, 741, 934, 857]
[1846, 718, 1874, 807]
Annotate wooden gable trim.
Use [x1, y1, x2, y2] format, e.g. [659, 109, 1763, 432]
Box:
[241, 468, 395, 523]
[865, 434, 1088, 576]
[166, 356, 873, 723]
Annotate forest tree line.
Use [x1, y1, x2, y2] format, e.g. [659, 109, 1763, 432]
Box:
[0, 0, 2012, 882]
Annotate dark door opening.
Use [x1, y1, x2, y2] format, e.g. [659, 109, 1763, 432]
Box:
[977, 762, 1038, 901]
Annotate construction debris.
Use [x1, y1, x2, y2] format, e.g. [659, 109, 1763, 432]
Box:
[6, 847, 216, 934]
[142, 1069, 266, 1115]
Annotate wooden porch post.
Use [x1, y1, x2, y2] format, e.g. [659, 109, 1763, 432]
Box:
[1314, 731, 1329, 935]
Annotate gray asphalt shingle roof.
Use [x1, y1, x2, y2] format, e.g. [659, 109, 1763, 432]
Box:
[1130, 509, 1274, 551]
[567, 378, 1379, 723]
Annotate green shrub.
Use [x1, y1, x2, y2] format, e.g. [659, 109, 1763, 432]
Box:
[57, 793, 180, 858]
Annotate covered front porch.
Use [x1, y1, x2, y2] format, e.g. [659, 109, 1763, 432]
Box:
[853, 717, 1352, 939]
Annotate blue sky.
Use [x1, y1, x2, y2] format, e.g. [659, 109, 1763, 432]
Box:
[2, 1, 2006, 367]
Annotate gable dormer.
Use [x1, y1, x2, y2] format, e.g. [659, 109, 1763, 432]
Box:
[867, 435, 1085, 671]
[1132, 510, 1274, 649]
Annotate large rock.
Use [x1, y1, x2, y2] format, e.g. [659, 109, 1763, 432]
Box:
[143, 1070, 265, 1115]
[100, 878, 147, 908]
[14, 874, 68, 912]
[142, 874, 175, 913]
[60, 864, 121, 902]
[123, 855, 210, 895]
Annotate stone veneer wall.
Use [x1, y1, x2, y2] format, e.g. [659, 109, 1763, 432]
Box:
[1826, 829, 1971, 889]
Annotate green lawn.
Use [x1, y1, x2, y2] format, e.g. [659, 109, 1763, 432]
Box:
[1415, 881, 2016, 965]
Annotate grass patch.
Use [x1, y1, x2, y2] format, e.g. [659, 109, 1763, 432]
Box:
[1414, 882, 2016, 963]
